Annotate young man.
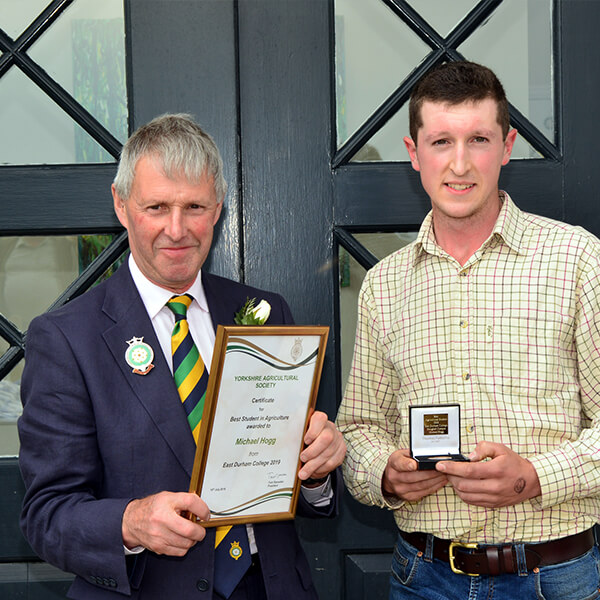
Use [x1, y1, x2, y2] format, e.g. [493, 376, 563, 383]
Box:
[18, 114, 346, 600]
[336, 62, 600, 599]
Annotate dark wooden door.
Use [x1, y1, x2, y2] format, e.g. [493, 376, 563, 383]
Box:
[1, 1, 600, 598]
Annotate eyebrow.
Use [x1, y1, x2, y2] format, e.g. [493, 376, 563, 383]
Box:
[422, 128, 498, 143]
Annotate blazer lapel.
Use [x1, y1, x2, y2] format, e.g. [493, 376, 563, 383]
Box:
[101, 266, 197, 478]
[202, 271, 237, 331]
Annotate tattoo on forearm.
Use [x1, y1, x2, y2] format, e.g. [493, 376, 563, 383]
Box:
[514, 478, 526, 494]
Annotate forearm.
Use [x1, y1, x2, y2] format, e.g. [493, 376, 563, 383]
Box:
[337, 420, 400, 508]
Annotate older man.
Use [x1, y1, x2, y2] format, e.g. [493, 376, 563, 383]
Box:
[19, 114, 345, 600]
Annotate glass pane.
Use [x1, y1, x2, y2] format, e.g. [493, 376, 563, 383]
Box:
[28, 0, 127, 157]
[0, 66, 114, 164]
[79, 234, 125, 278]
[0, 234, 121, 332]
[0, 367, 22, 457]
[0, 235, 126, 458]
[351, 104, 410, 162]
[355, 231, 418, 261]
[335, 0, 431, 148]
[339, 248, 367, 391]
[459, 0, 554, 148]
[339, 232, 418, 391]
[0, 235, 79, 331]
[339, 0, 553, 161]
[0, 0, 49, 39]
[405, 0, 479, 37]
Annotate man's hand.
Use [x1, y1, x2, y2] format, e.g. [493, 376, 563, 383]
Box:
[122, 491, 210, 556]
[382, 449, 448, 501]
[298, 411, 346, 481]
[436, 441, 541, 508]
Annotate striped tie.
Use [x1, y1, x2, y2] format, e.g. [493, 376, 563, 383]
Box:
[166, 294, 208, 443]
[167, 295, 251, 598]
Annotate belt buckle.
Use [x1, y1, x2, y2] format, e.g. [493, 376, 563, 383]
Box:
[448, 541, 480, 576]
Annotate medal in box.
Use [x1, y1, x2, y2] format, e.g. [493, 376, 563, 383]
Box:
[409, 404, 468, 470]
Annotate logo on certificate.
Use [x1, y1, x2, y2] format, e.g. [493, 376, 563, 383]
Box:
[291, 337, 303, 361]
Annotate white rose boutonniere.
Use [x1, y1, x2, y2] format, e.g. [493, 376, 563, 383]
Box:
[234, 297, 271, 325]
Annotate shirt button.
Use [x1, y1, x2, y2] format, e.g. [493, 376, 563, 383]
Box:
[196, 579, 210, 592]
[460, 320, 468, 328]
[462, 372, 471, 381]
[466, 424, 474, 433]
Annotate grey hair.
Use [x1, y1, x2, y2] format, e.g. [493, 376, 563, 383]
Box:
[112, 113, 227, 202]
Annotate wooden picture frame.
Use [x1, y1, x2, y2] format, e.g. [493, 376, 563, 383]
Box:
[189, 325, 329, 526]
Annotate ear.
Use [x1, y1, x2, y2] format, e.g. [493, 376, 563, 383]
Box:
[404, 136, 420, 171]
[112, 184, 129, 230]
[501, 129, 518, 166]
[212, 201, 223, 226]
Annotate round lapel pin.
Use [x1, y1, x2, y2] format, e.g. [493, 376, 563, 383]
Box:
[125, 337, 155, 375]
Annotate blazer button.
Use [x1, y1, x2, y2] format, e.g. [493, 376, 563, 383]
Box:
[196, 579, 209, 592]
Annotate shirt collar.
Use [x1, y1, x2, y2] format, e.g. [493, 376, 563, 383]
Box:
[127, 254, 210, 319]
[490, 191, 525, 254]
[412, 191, 525, 266]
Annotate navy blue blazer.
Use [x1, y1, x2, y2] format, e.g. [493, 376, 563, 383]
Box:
[18, 263, 335, 599]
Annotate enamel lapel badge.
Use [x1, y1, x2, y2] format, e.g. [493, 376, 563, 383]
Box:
[125, 337, 155, 375]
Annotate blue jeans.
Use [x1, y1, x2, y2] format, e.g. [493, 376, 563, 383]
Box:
[390, 532, 600, 600]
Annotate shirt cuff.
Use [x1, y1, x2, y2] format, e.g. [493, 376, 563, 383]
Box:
[300, 475, 333, 507]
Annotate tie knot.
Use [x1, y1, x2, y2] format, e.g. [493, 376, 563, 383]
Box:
[167, 294, 193, 320]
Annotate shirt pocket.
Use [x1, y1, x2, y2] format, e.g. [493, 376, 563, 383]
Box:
[490, 312, 577, 399]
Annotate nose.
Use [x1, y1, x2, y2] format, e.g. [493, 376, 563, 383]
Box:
[164, 208, 186, 240]
[450, 142, 470, 176]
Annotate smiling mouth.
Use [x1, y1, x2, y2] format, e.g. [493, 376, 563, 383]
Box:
[446, 183, 474, 191]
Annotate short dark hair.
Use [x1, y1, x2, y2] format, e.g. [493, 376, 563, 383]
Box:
[408, 61, 510, 143]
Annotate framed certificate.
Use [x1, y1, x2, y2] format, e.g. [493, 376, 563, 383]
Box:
[189, 325, 329, 526]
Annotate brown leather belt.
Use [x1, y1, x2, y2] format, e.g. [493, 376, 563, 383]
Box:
[400, 529, 596, 576]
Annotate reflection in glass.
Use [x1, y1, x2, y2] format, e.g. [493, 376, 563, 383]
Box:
[335, 0, 430, 148]
[0, 67, 113, 164]
[339, 248, 366, 391]
[0, 0, 49, 39]
[0, 234, 125, 457]
[1, 0, 127, 164]
[0, 236, 79, 332]
[459, 0, 554, 150]
[337, 0, 554, 161]
[351, 104, 410, 162]
[339, 232, 418, 391]
[28, 0, 127, 160]
[405, 0, 479, 37]
[0, 367, 22, 457]
[0, 234, 122, 333]
[355, 231, 418, 261]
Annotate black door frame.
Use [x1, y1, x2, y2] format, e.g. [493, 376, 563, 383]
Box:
[1, 1, 599, 599]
